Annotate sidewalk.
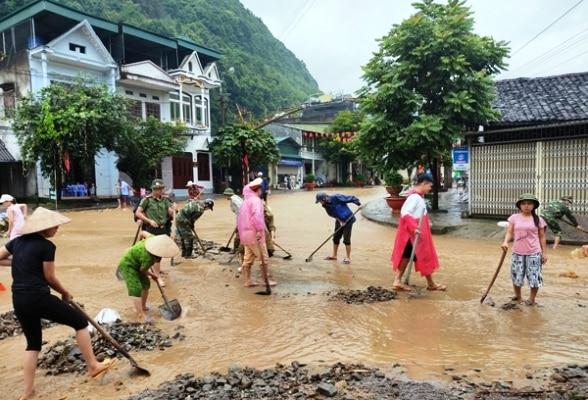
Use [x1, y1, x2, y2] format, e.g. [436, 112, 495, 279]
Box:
[362, 188, 588, 245]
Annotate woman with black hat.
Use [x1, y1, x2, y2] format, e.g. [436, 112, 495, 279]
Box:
[0, 207, 118, 400]
[501, 194, 548, 306]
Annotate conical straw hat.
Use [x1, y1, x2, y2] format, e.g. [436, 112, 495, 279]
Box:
[144, 235, 180, 258]
[20, 207, 71, 235]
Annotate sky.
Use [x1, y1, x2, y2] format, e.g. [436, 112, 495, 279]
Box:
[239, 0, 588, 96]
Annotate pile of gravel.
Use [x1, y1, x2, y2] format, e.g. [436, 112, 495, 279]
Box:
[125, 362, 588, 400]
[326, 285, 397, 304]
[0, 310, 56, 340]
[38, 321, 184, 375]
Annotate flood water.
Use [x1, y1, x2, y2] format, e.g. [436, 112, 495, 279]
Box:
[1, 186, 588, 399]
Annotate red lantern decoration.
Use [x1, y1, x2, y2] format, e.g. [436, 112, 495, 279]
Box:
[353, 131, 358, 136]
[336, 136, 341, 142]
[303, 132, 307, 137]
[309, 133, 314, 138]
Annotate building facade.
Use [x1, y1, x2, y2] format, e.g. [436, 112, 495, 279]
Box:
[0, 0, 221, 199]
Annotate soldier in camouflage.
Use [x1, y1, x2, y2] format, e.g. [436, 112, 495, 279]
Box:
[539, 195, 583, 249]
[176, 199, 214, 258]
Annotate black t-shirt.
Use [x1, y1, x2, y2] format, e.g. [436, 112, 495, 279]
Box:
[6, 233, 55, 294]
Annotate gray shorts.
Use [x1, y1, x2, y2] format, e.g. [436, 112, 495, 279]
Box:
[510, 252, 543, 288]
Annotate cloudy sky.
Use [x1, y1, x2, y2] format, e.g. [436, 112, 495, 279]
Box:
[239, 0, 588, 95]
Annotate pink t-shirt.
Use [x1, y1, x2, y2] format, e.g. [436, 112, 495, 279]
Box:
[507, 213, 546, 255]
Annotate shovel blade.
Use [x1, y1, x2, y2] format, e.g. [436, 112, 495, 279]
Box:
[115, 265, 124, 281]
[159, 299, 181, 320]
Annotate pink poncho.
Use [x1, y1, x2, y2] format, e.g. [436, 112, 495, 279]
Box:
[237, 185, 266, 245]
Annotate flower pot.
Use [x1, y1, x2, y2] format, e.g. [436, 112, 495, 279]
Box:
[385, 196, 407, 212]
[305, 182, 316, 191]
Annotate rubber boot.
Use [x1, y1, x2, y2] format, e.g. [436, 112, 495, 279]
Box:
[184, 245, 195, 259]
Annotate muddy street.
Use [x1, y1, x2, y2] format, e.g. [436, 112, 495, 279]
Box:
[1, 186, 588, 399]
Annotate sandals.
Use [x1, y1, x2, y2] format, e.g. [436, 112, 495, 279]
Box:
[510, 296, 520, 302]
[520, 299, 535, 306]
[392, 284, 412, 292]
[342, 259, 350, 264]
[91, 357, 118, 379]
[324, 256, 337, 260]
[426, 283, 447, 291]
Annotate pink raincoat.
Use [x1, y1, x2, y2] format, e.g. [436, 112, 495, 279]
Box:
[390, 189, 439, 276]
[237, 185, 266, 245]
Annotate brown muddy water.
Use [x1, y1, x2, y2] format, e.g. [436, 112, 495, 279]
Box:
[1, 186, 588, 399]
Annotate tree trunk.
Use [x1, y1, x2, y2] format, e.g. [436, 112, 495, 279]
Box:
[431, 159, 439, 211]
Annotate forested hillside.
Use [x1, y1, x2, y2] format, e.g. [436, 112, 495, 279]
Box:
[1, 0, 320, 126]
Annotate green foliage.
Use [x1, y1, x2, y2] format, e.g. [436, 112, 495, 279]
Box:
[113, 116, 188, 189]
[318, 110, 365, 177]
[304, 173, 315, 183]
[356, 0, 509, 176]
[209, 124, 280, 175]
[384, 170, 404, 188]
[12, 77, 131, 180]
[1, 0, 320, 128]
[355, 173, 367, 182]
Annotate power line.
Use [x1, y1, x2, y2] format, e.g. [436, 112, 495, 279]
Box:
[511, 0, 584, 56]
[279, 0, 316, 42]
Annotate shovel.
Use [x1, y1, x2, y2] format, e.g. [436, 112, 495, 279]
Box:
[70, 301, 150, 376]
[273, 242, 293, 259]
[480, 249, 508, 304]
[151, 269, 182, 320]
[255, 241, 271, 296]
[562, 219, 588, 234]
[305, 208, 361, 262]
[403, 214, 424, 285]
[192, 228, 215, 260]
[219, 230, 236, 252]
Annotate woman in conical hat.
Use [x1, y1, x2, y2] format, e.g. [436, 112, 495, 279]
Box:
[0, 207, 118, 400]
[118, 234, 179, 321]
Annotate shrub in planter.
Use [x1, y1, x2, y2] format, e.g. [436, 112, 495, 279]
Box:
[384, 171, 404, 195]
[304, 173, 315, 183]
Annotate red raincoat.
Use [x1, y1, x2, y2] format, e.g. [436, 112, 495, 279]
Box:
[390, 189, 439, 276]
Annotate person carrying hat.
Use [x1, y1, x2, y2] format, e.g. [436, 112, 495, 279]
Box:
[315, 190, 362, 264]
[186, 180, 205, 200]
[390, 174, 446, 292]
[176, 199, 214, 258]
[135, 179, 176, 286]
[223, 187, 243, 258]
[502, 193, 547, 306]
[0, 207, 119, 399]
[237, 178, 276, 287]
[118, 234, 179, 320]
[0, 193, 27, 240]
[540, 195, 583, 249]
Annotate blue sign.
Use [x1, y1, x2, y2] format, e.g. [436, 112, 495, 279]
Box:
[452, 146, 469, 171]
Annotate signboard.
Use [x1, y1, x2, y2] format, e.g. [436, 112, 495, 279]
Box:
[49, 188, 56, 200]
[452, 146, 469, 171]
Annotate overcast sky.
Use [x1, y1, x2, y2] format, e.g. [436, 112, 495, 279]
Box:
[239, 0, 588, 96]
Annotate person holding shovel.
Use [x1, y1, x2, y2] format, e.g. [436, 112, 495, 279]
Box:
[119, 234, 179, 321]
[238, 178, 276, 287]
[0, 207, 118, 400]
[390, 173, 446, 292]
[175, 198, 214, 258]
[540, 195, 583, 249]
[223, 188, 243, 256]
[502, 193, 547, 306]
[315, 191, 362, 264]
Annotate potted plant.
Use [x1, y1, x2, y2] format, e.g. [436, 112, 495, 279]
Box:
[355, 173, 367, 187]
[304, 173, 316, 190]
[384, 170, 404, 196]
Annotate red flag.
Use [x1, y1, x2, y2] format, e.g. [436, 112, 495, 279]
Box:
[63, 151, 71, 172]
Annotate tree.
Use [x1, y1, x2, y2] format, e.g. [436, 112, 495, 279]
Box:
[209, 124, 280, 190]
[356, 0, 509, 209]
[113, 116, 188, 189]
[12, 78, 131, 194]
[318, 109, 364, 183]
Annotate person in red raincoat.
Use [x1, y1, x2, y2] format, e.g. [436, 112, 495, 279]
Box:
[390, 173, 446, 292]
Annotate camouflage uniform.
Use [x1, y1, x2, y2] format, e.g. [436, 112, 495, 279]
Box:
[264, 203, 276, 257]
[176, 200, 205, 257]
[540, 200, 578, 237]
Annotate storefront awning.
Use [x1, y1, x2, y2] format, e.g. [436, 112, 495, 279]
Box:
[0, 139, 16, 162]
[278, 158, 303, 166]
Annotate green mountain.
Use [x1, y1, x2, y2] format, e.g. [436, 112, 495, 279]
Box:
[1, 0, 320, 127]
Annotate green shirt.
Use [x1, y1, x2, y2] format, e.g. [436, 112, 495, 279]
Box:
[119, 240, 156, 272]
[540, 200, 578, 226]
[138, 195, 172, 227]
